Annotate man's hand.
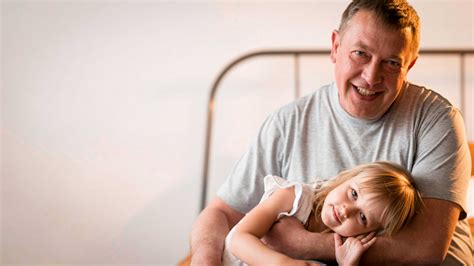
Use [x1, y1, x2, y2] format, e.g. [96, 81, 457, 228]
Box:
[261, 216, 309, 259]
[334, 232, 377, 266]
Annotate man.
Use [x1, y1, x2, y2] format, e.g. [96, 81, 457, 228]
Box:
[191, 0, 473, 265]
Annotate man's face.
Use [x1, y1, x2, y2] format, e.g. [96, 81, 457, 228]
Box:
[330, 10, 417, 120]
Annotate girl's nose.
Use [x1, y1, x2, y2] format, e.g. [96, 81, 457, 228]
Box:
[341, 205, 357, 218]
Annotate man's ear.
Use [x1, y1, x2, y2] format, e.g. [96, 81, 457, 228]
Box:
[330, 30, 340, 64]
[407, 55, 418, 71]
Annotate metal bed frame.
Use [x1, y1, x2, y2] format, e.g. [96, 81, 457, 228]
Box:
[199, 48, 474, 212]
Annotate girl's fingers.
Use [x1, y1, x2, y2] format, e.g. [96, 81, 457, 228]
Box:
[360, 231, 376, 243]
[362, 236, 377, 249]
[334, 233, 343, 247]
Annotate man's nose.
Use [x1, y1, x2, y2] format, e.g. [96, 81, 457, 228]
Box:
[362, 60, 383, 86]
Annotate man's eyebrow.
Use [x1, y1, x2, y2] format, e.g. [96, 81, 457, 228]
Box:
[386, 55, 403, 61]
[355, 41, 369, 50]
[354, 41, 404, 62]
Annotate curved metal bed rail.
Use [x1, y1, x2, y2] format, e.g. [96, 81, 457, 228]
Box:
[199, 48, 474, 212]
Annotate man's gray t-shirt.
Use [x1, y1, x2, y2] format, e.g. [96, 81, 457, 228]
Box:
[217, 82, 473, 264]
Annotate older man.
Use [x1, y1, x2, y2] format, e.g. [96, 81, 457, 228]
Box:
[190, 0, 473, 265]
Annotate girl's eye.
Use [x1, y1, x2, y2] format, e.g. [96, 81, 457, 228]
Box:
[360, 212, 367, 225]
[351, 188, 358, 200]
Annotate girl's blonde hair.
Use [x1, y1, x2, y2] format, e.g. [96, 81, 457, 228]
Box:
[310, 161, 422, 236]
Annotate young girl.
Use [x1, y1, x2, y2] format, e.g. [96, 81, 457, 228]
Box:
[222, 161, 423, 266]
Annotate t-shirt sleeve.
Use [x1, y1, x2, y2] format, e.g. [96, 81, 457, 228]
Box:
[412, 106, 471, 219]
[216, 113, 285, 214]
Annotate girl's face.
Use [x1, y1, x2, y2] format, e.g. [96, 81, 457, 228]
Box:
[321, 175, 385, 237]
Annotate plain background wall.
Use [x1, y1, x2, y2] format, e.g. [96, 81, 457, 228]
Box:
[1, 0, 473, 264]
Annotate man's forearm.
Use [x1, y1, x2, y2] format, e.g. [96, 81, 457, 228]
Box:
[190, 198, 244, 265]
[299, 232, 410, 265]
[304, 231, 437, 265]
[358, 226, 451, 265]
[358, 234, 438, 265]
[298, 231, 336, 262]
[303, 232, 336, 262]
[190, 207, 231, 265]
[305, 225, 453, 265]
[358, 199, 460, 265]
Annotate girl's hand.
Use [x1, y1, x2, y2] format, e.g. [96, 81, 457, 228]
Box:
[334, 231, 377, 266]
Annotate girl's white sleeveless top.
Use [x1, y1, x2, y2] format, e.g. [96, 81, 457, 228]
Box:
[222, 175, 319, 266]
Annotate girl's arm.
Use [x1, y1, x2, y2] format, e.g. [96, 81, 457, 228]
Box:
[229, 186, 310, 265]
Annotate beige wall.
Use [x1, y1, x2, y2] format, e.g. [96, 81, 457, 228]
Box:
[2, 0, 473, 264]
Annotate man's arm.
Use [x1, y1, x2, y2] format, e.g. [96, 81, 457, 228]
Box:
[190, 197, 244, 265]
[264, 198, 460, 264]
[359, 198, 460, 264]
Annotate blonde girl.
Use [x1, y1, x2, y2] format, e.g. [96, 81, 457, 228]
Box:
[222, 161, 423, 266]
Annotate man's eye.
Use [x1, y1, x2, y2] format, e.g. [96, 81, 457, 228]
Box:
[349, 51, 369, 63]
[386, 60, 400, 66]
[383, 60, 402, 73]
[351, 188, 358, 200]
[351, 50, 366, 57]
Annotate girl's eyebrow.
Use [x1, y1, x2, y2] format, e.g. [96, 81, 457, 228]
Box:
[353, 183, 378, 228]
